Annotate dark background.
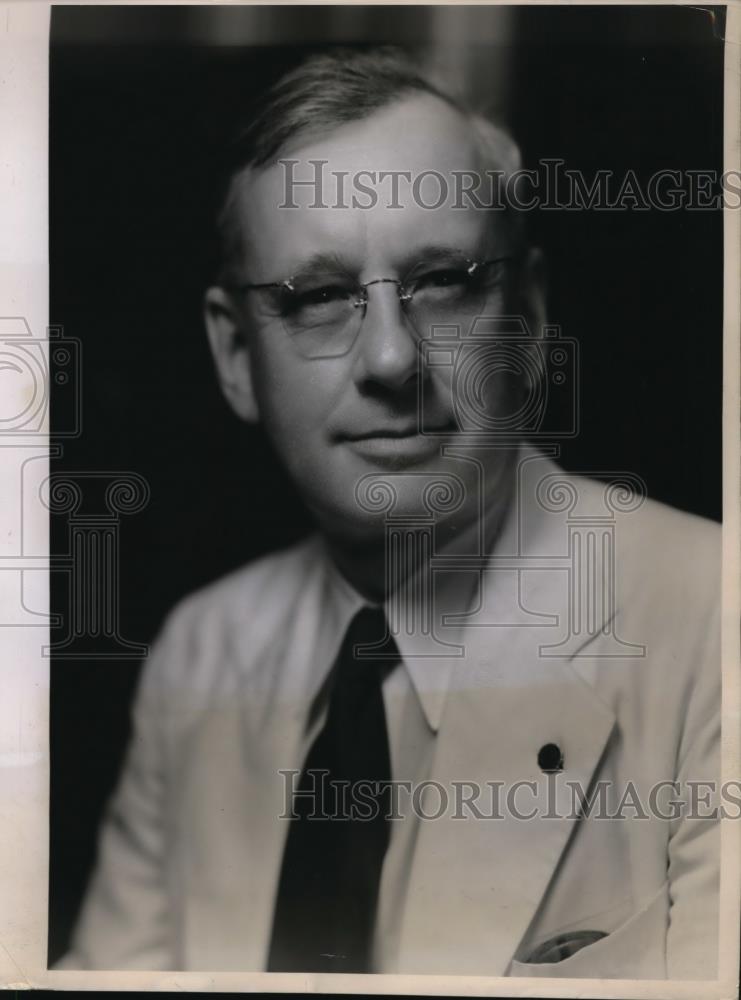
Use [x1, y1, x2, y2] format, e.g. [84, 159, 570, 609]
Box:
[49, 4, 725, 965]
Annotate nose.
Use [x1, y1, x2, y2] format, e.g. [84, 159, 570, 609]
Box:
[353, 282, 419, 391]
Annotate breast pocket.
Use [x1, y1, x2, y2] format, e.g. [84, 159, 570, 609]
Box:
[508, 881, 669, 979]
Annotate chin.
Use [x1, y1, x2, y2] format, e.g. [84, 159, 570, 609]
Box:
[316, 487, 460, 549]
[305, 495, 394, 543]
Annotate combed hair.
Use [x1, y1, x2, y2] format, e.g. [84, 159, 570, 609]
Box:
[216, 47, 523, 283]
[233, 47, 465, 170]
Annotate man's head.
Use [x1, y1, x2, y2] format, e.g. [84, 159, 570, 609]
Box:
[204, 49, 544, 552]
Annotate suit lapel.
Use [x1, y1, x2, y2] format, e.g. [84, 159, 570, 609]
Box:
[395, 628, 616, 974]
[395, 452, 618, 975]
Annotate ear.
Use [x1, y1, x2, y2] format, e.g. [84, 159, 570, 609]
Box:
[511, 247, 549, 419]
[203, 286, 260, 424]
[517, 246, 547, 336]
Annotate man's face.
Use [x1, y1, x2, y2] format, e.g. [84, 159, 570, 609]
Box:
[210, 94, 537, 544]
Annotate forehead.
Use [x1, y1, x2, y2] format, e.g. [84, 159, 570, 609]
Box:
[233, 94, 503, 279]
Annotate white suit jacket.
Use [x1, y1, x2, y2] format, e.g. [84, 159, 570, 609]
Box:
[63, 451, 720, 978]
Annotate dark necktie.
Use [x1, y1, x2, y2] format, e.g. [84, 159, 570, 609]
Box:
[266, 606, 397, 973]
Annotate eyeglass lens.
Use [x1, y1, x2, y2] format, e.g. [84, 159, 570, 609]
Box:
[265, 257, 510, 359]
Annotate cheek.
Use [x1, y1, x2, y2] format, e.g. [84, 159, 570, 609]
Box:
[250, 341, 342, 445]
[425, 342, 533, 432]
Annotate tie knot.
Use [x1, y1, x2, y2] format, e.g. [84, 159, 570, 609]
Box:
[343, 606, 399, 666]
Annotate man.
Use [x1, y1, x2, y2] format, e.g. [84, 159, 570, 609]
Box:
[63, 49, 720, 979]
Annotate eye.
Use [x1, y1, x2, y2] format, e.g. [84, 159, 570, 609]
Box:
[296, 285, 350, 307]
[412, 267, 471, 292]
[280, 278, 355, 317]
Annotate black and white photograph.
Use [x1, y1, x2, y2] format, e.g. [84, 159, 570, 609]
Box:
[0, 2, 739, 993]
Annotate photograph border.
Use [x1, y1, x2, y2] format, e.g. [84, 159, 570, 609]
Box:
[0, 2, 738, 995]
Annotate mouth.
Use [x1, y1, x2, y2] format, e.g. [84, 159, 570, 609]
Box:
[339, 422, 458, 466]
[343, 419, 457, 440]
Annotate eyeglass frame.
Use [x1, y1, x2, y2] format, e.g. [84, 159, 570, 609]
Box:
[224, 253, 516, 321]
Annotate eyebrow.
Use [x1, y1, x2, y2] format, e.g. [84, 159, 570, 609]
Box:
[270, 243, 483, 283]
[282, 251, 355, 278]
[394, 243, 482, 274]
[402, 243, 476, 262]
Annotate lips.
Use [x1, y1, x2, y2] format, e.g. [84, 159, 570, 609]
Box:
[339, 422, 457, 468]
[341, 421, 457, 442]
[349, 427, 422, 441]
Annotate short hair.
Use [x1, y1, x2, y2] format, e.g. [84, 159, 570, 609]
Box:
[215, 47, 523, 284]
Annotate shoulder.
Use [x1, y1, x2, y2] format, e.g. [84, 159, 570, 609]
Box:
[140, 535, 325, 699]
[569, 478, 720, 710]
[610, 491, 720, 608]
[527, 457, 720, 681]
[545, 473, 721, 765]
[540, 462, 720, 604]
[163, 534, 322, 635]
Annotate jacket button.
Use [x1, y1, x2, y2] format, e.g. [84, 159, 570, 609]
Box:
[538, 743, 564, 773]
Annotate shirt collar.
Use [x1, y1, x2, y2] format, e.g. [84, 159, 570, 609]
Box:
[383, 509, 486, 732]
[309, 440, 545, 733]
[315, 503, 497, 734]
